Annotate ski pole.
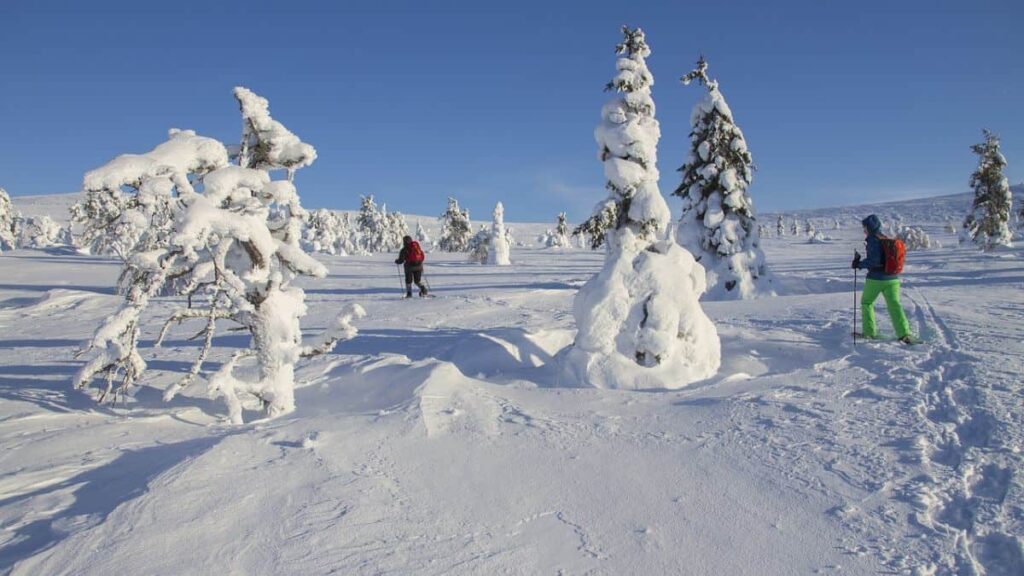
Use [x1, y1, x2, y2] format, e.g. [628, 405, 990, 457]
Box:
[396, 264, 406, 295]
[853, 266, 858, 347]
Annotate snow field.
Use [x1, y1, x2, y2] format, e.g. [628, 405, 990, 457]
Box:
[0, 199, 1021, 573]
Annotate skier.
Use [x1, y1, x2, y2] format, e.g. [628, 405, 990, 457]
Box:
[852, 214, 913, 343]
[395, 235, 428, 298]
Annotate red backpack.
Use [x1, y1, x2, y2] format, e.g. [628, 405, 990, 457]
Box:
[406, 241, 425, 264]
[877, 235, 905, 274]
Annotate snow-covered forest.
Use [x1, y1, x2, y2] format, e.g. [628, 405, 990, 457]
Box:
[0, 17, 1022, 576]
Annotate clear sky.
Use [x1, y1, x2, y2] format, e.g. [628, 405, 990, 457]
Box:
[1, 0, 1021, 223]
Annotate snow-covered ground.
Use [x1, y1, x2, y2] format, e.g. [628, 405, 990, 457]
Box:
[0, 195, 1022, 574]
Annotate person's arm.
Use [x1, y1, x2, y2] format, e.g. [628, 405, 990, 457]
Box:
[859, 236, 883, 270]
[395, 248, 406, 265]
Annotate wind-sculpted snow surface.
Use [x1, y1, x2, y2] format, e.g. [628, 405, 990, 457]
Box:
[0, 203, 1022, 573]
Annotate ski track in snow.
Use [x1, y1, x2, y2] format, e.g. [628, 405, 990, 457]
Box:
[0, 204, 1022, 574]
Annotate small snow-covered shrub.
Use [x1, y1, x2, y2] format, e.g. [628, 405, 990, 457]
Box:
[775, 215, 785, 237]
[467, 225, 490, 264]
[564, 27, 720, 390]
[415, 220, 432, 250]
[896, 225, 938, 250]
[304, 208, 351, 255]
[18, 215, 66, 249]
[74, 87, 363, 424]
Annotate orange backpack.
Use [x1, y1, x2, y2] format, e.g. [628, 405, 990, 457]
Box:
[878, 235, 905, 274]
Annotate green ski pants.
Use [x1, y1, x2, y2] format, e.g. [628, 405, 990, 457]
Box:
[861, 278, 911, 339]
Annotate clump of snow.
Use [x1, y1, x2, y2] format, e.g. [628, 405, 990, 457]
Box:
[234, 87, 317, 177]
[896, 225, 937, 250]
[564, 27, 720, 390]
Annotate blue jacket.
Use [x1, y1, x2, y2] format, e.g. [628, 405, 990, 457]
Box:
[858, 214, 897, 281]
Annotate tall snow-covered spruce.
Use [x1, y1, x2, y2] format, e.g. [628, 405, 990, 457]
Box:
[674, 56, 772, 299]
[74, 87, 364, 424]
[487, 201, 511, 265]
[563, 27, 720, 390]
[438, 197, 472, 252]
[962, 129, 1013, 249]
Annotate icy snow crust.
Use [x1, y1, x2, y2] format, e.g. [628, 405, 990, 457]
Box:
[2, 198, 1023, 574]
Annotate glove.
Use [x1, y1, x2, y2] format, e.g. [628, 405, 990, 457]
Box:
[851, 251, 861, 269]
[394, 259, 402, 265]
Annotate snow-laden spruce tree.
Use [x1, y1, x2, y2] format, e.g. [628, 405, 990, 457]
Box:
[487, 201, 511, 265]
[357, 195, 388, 253]
[776, 214, 785, 237]
[791, 219, 800, 237]
[805, 219, 816, 237]
[564, 27, 720, 390]
[415, 220, 432, 249]
[961, 130, 1013, 249]
[0, 188, 18, 253]
[438, 196, 472, 252]
[467, 225, 490, 264]
[304, 208, 345, 255]
[674, 56, 771, 299]
[384, 207, 409, 251]
[74, 87, 363, 424]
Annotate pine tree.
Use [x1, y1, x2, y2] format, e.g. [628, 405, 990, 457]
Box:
[467, 225, 490, 264]
[805, 219, 815, 237]
[674, 56, 771, 299]
[357, 195, 388, 253]
[776, 214, 785, 237]
[18, 215, 65, 249]
[0, 188, 19, 253]
[791, 219, 800, 237]
[962, 129, 1013, 249]
[438, 197, 472, 252]
[565, 27, 720, 390]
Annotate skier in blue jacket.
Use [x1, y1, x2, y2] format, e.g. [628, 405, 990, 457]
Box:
[852, 214, 913, 343]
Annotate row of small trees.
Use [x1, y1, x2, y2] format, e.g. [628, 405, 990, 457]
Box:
[0, 189, 73, 252]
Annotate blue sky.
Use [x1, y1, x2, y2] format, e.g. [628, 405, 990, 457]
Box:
[1, 0, 1021, 223]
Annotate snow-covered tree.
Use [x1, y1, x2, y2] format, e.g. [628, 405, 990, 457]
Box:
[542, 212, 573, 247]
[384, 207, 409, 251]
[70, 129, 228, 261]
[962, 130, 1013, 249]
[74, 87, 363, 424]
[0, 188, 19, 253]
[674, 56, 771, 299]
[776, 214, 785, 237]
[438, 197, 472, 252]
[487, 201, 511, 265]
[304, 209, 348, 255]
[356, 195, 387, 253]
[944, 219, 957, 234]
[564, 27, 720, 390]
[791, 219, 800, 237]
[896, 225, 937, 250]
[467, 225, 490, 264]
[18, 215, 66, 249]
[805, 219, 816, 237]
[415, 220, 432, 249]
[833, 218, 841, 230]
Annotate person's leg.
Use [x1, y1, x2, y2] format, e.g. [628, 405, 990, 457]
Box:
[881, 280, 911, 338]
[860, 278, 884, 338]
[413, 269, 427, 295]
[404, 267, 413, 297]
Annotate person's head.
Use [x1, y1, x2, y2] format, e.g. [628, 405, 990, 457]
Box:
[403, 235, 413, 246]
[861, 214, 882, 237]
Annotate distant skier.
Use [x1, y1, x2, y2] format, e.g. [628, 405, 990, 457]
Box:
[852, 214, 913, 343]
[395, 235, 428, 298]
